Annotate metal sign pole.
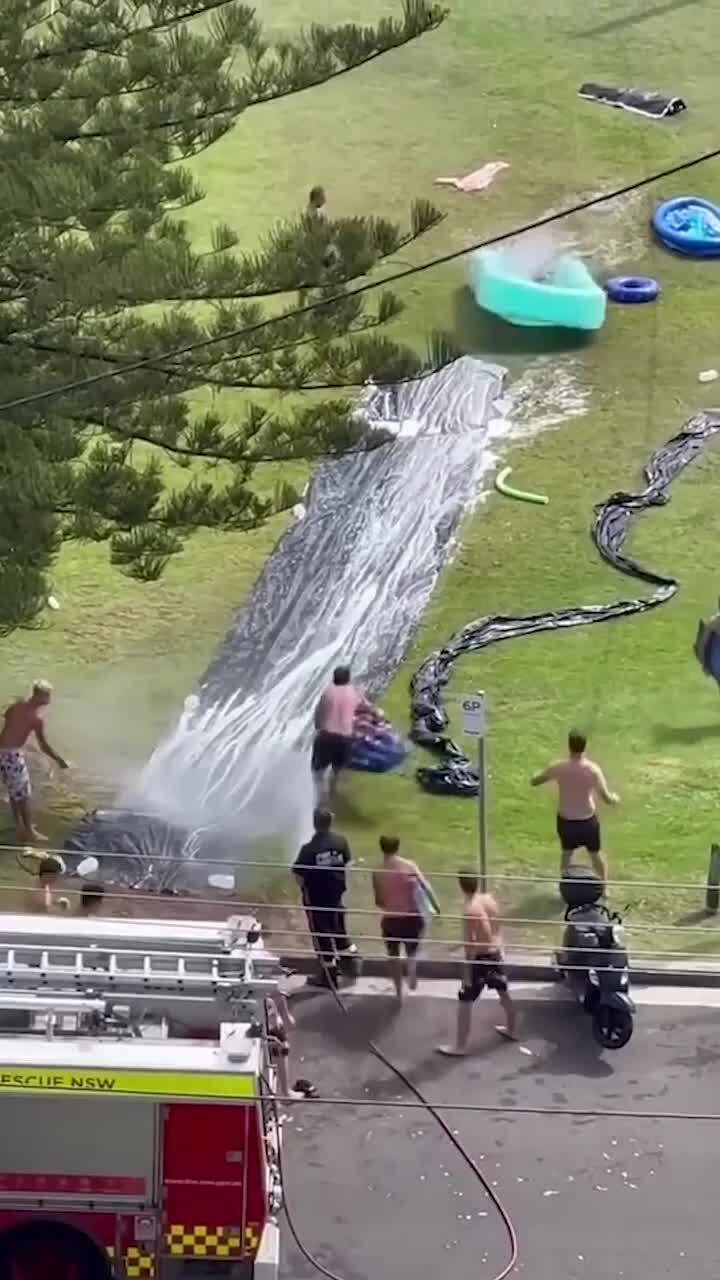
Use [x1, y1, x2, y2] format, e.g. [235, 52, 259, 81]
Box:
[461, 691, 488, 892]
[478, 720, 488, 892]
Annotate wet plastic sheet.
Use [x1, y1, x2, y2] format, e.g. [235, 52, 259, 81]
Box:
[63, 808, 198, 889]
[65, 358, 508, 880]
[411, 411, 720, 795]
[578, 83, 687, 119]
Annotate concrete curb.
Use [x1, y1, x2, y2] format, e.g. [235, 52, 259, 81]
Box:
[280, 952, 720, 989]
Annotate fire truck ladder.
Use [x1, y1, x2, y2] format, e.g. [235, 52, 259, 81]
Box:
[0, 941, 281, 1021]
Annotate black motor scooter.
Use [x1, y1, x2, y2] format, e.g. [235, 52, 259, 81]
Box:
[555, 867, 636, 1050]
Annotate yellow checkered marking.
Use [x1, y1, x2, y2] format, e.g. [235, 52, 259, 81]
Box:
[166, 1224, 260, 1257]
[125, 1246, 156, 1278]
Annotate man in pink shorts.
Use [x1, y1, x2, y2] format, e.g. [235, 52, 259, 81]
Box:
[0, 680, 69, 842]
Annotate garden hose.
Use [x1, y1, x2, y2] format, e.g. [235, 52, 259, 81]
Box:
[276, 965, 519, 1280]
[495, 466, 549, 505]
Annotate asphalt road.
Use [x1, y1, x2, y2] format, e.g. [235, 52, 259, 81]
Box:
[280, 987, 719, 1280]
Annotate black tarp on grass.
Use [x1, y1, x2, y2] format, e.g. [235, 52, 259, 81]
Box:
[411, 411, 720, 794]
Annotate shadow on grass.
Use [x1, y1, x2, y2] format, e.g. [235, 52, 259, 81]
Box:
[653, 722, 720, 744]
[507, 884, 563, 923]
[575, 0, 703, 40]
[332, 792, 377, 829]
[674, 907, 718, 927]
[452, 286, 596, 361]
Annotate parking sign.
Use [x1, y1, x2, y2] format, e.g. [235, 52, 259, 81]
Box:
[461, 694, 485, 737]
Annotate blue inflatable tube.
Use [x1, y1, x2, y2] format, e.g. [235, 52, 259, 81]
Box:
[350, 723, 407, 773]
[351, 741, 406, 772]
[606, 275, 659, 304]
[653, 197, 720, 259]
[695, 622, 720, 684]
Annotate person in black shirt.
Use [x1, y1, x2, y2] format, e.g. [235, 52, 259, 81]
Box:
[293, 808, 356, 986]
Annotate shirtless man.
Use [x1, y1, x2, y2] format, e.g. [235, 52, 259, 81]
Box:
[372, 835, 439, 1002]
[312, 666, 376, 802]
[531, 730, 619, 882]
[437, 872, 516, 1056]
[0, 680, 68, 842]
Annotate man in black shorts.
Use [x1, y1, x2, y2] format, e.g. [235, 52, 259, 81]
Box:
[293, 808, 357, 986]
[531, 730, 620, 882]
[372, 835, 439, 1001]
[312, 666, 376, 801]
[437, 872, 516, 1056]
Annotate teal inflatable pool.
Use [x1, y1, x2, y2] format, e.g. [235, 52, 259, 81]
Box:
[470, 248, 607, 330]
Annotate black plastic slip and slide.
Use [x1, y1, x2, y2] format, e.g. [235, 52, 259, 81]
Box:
[410, 411, 720, 796]
[578, 83, 687, 119]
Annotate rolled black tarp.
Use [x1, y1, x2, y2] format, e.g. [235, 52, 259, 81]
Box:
[578, 83, 687, 119]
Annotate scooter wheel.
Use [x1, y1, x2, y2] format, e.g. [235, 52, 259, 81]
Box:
[592, 1006, 633, 1050]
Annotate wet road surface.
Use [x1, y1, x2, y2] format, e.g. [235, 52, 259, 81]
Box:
[281, 989, 719, 1280]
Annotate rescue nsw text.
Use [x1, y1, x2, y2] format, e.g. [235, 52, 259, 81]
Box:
[0, 1072, 116, 1090]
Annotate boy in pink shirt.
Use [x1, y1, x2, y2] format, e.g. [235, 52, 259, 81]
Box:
[312, 666, 376, 801]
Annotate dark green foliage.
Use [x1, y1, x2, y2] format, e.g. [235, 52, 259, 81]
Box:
[0, 0, 447, 632]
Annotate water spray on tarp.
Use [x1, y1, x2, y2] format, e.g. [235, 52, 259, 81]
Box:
[64, 358, 510, 886]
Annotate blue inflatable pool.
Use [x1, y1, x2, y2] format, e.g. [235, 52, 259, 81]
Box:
[653, 197, 720, 258]
[469, 249, 606, 330]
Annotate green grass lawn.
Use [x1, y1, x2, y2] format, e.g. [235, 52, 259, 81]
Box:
[3, 0, 720, 962]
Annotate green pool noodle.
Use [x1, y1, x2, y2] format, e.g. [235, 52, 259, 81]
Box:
[495, 466, 549, 505]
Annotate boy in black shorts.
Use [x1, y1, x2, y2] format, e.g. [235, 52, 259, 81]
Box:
[437, 872, 516, 1056]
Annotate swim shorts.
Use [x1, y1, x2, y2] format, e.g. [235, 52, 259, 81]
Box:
[556, 814, 601, 854]
[381, 914, 424, 957]
[311, 731, 353, 773]
[458, 951, 508, 1003]
[0, 750, 31, 803]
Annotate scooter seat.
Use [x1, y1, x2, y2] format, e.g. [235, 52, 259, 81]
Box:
[566, 925, 600, 946]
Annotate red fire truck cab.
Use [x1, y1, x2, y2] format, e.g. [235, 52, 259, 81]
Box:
[0, 912, 283, 1280]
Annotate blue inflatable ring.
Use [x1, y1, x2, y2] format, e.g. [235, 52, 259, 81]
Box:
[606, 275, 659, 304]
[652, 196, 720, 258]
[350, 725, 407, 773]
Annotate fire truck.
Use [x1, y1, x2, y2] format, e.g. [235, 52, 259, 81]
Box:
[0, 911, 284, 1280]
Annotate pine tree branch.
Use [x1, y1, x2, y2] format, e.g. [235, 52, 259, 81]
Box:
[1, 295, 401, 391]
[0, 0, 448, 630]
[1, 307, 390, 382]
[28, 0, 237, 61]
[19, 1, 447, 153]
[60, 399, 393, 465]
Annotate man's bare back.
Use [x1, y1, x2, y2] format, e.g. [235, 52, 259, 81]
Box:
[464, 891, 501, 956]
[539, 757, 611, 820]
[0, 700, 43, 751]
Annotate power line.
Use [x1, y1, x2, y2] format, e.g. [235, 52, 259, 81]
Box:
[2, 144, 719, 415]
